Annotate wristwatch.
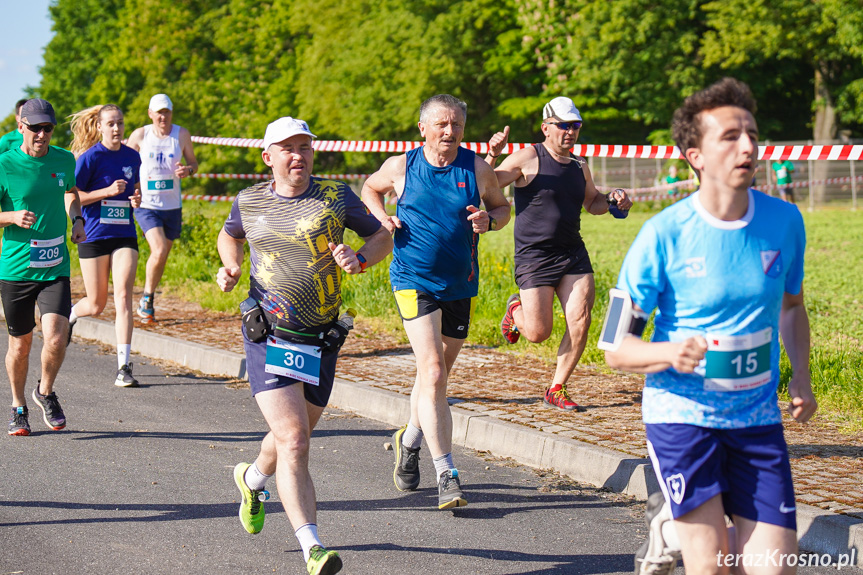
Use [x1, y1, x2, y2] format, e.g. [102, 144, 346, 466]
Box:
[71, 216, 85, 226]
[488, 216, 497, 231]
[356, 252, 369, 272]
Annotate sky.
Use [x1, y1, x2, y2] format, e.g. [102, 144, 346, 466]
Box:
[0, 0, 53, 115]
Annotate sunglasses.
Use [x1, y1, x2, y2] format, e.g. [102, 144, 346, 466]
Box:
[549, 121, 582, 131]
[23, 122, 55, 134]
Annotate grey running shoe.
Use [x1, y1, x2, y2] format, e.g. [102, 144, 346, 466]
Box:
[634, 491, 681, 575]
[437, 469, 467, 510]
[32, 386, 66, 430]
[8, 406, 30, 436]
[115, 364, 140, 388]
[392, 425, 420, 491]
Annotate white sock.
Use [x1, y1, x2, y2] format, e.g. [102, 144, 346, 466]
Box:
[69, 307, 79, 324]
[402, 422, 423, 450]
[243, 462, 272, 491]
[295, 523, 322, 561]
[118, 344, 131, 369]
[433, 453, 455, 479]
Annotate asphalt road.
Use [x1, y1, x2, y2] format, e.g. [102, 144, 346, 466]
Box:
[2, 330, 858, 575]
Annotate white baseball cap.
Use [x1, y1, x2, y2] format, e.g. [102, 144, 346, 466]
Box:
[149, 94, 173, 111]
[543, 96, 583, 123]
[263, 117, 316, 149]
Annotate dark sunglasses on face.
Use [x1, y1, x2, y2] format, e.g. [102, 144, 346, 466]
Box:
[23, 123, 55, 134]
[550, 121, 582, 131]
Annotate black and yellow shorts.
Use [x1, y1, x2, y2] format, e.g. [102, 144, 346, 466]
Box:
[393, 289, 476, 340]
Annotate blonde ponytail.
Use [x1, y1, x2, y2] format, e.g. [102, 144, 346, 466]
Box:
[69, 104, 123, 158]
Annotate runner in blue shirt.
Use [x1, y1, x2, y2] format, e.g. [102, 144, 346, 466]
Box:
[362, 94, 511, 510]
[67, 105, 142, 387]
[602, 78, 816, 574]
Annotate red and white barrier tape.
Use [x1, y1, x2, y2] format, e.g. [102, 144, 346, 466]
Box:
[190, 136, 863, 161]
[193, 173, 369, 181]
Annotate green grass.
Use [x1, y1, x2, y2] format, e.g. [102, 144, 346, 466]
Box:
[70, 202, 863, 428]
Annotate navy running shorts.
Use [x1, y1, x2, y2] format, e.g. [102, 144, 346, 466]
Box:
[646, 423, 797, 530]
[242, 323, 338, 407]
[135, 207, 182, 241]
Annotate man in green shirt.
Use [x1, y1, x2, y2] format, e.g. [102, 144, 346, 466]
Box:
[0, 99, 28, 155]
[0, 98, 86, 436]
[771, 159, 795, 204]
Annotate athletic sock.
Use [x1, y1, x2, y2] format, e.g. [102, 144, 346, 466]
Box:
[295, 523, 323, 562]
[401, 422, 423, 450]
[69, 307, 78, 324]
[118, 344, 131, 369]
[433, 453, 455, 479]
[243, 461, 272, 491]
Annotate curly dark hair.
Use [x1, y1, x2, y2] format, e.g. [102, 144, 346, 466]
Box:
[672, 78, 757, 158]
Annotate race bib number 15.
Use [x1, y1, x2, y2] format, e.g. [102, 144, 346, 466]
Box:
[698, 328, 772, 392]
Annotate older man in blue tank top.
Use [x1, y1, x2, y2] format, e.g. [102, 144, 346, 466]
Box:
[488, 97, 633, 411]
[363, 94, 511, 510]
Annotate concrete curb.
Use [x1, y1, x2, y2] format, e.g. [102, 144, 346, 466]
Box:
[69, 317, 862, 564]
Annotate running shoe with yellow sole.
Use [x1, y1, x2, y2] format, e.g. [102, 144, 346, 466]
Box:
[306, 545, 342, 575]
[392, 425, 421, 491]
[233, 462, 268, 534]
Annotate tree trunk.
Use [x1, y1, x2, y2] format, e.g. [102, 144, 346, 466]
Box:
[812, 67, 837, 205]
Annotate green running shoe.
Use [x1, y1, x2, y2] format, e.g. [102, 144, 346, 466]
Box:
[233, 462, 268, 534]
[306, 545, 342, 575]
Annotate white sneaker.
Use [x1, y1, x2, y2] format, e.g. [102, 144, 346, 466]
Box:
[115, 364, 140, 388]
[635, 491, 681, 574]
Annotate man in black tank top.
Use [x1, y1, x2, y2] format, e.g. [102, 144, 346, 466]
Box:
[485, 97, 632, 411]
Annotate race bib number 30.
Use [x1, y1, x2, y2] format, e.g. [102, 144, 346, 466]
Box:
[698, 328, 772, 392]
[29, 236, 64, 268]
[264, 337, 322, 386]
[147, 179, 174, 191]
[100, 200, 131, 225]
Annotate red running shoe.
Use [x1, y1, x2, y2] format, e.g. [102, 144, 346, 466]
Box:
[544, 384, 582, 411]
[500, 293, 521, 344]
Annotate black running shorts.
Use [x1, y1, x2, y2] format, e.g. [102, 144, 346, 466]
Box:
[393, 289, 475, 340]
[77, 236, 139, 259]
[0, 277, 72, 336]
[514, 244, 594, 290]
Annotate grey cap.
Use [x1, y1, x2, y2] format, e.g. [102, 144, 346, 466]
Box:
[20, 98, 57, 125]
[543, 96, 583, 123]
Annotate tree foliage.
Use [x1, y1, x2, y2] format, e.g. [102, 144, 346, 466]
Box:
[34, 0, 863, 188]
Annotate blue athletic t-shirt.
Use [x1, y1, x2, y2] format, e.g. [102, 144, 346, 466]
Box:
[390, 146, 480, 300]
[75, 142, 142, 242]
[616, 189, 806, 429]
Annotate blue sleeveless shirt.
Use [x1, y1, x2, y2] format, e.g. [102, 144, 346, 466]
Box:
[390, 146, 480, 300]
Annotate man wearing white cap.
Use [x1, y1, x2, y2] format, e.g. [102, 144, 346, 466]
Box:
[487, 96, 632, 411]
[126, 93, 198, 323]
[216, 117, 392, 575]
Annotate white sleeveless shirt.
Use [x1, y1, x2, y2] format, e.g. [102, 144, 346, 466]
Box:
[139, 124, 183, 210]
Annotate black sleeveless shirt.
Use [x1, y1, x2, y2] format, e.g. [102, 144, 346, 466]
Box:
[513, 143, 586, 256]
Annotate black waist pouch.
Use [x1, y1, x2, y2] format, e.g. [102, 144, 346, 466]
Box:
[240, 297, 269, 343]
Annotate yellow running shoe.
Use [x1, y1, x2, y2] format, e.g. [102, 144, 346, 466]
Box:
[306, 545, 342, 575]
[233, 462, 268, 534]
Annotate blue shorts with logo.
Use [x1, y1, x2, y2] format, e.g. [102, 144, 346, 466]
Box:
[242, 324, 338, 408]
[135, 207, 183, 241]
[646, 423, 796, 530]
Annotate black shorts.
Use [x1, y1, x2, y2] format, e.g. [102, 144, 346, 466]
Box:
[0, 277, 71, 336]
[514, 244, 594, 290]
[78, 236, 139, 259]
[393, 289, 475, 339]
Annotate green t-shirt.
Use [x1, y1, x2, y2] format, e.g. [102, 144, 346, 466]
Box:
[0, 146, 76, 281]
[0, 129, 23, 155]
[771, 160, 794, 186]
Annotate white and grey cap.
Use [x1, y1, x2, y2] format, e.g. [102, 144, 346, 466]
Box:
[262, 117, 317, 149]
[543, 97, 583, 123]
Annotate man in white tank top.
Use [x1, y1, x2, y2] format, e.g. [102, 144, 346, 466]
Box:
[126, 94, 198, 322]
